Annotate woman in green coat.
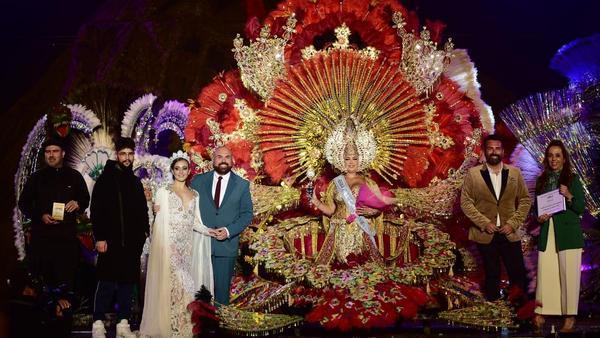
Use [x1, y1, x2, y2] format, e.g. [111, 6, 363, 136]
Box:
[533, 140, 585, 334]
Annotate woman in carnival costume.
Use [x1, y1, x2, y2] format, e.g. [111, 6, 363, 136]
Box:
[310, 118, 388, 266]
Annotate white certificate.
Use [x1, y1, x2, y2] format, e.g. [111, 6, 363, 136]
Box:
[536, 189, 566, 216]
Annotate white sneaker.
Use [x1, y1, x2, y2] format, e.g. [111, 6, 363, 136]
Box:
[116, 319, 137, 338]
[92, 320, 107, 338]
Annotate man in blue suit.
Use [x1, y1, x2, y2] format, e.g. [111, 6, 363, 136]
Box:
[190, 146, 253, 305]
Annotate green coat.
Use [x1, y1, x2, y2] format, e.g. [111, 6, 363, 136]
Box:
[537, 174, 585, 252]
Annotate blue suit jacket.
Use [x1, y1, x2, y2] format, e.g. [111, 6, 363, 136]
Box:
[190, 170, 253, 257]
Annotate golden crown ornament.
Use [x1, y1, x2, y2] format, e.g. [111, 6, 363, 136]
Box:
[301, 23, 380, 60]
[393, 12, 454, 96]
[232, 14, 297, 101]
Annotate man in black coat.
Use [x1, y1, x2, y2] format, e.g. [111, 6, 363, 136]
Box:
[18, 137, 90, 291]
[90, 137, 148, 336]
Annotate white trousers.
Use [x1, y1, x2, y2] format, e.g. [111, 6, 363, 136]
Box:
[535, 218, 582, 315]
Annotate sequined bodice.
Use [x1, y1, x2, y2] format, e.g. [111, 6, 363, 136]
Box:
[332, 184, 360, 218]
[330, 183, 369, 263]
[168, 190, 196, 259]
[167, 188, 197, 337]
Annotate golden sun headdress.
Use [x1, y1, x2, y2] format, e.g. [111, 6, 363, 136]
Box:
[257, 20, 455, 183]
[324, 117, 377, 172]
[258, 48, 430, 183]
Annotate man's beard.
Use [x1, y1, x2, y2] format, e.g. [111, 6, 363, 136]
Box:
[486, 154, 502, 165]
[214, 162, 231, 175]
[119, 160, 132, 168]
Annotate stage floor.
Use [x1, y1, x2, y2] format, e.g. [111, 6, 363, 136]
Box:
[72, 317, 600, 337]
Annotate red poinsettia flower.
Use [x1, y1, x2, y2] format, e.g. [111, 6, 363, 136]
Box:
[187, 299, 219, 335]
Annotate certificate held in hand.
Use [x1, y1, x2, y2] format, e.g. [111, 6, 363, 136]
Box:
[52, 202, 65, 221]
[536, 189, 566, 216]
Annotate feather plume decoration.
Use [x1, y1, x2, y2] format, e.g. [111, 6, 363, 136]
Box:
[67, 103, 101, 135]
[509, 144, 541, 200]
[444, 49, 494, 133]
[550, 34, 600, 92]
[65, 132, 92, 170]
[66, 129, 115, 206]
[550, 34, 600, 151]
[13, 115, 48, 260]
[121, 93, 157, 137]
[133, 153, 172, 190]
[121, 93, 157, 153]
[152, 100, 190, 142]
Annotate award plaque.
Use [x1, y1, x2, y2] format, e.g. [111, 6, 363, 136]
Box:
[52, 202, 65, 221]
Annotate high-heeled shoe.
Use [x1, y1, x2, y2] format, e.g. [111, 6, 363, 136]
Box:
[533, 314, 545, 335]
[560, 316, 576, 333]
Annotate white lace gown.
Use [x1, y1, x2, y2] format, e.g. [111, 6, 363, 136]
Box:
[140, 187, 213, 338]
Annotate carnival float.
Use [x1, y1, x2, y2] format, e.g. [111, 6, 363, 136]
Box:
[13, 0, 599, 335]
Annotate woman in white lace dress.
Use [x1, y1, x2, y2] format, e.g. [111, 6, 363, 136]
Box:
[140, 152, 214, 338]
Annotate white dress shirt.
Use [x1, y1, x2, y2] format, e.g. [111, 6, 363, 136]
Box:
[486, 163, 503, 227]
[212, 171, 231, 237]
[212, 171, 231, 205]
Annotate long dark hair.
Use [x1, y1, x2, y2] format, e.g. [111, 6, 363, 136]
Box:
[535, 140, 574, 194]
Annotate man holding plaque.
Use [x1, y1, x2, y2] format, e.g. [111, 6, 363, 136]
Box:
[460, 134, 531, 301]
[18, 137, 90, 291]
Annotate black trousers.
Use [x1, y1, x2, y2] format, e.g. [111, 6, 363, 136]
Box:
[93, 281, 135, 321]
[477, 234, 527, 301]
[29, 238, 79, 290]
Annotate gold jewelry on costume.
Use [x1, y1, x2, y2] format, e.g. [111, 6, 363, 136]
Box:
[392, 12, 454, 96]
[233, 15, 297, 100]
[324, 117, 377, 173]
[259, 48, 429, 184]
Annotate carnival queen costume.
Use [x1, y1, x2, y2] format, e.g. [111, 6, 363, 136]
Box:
[314, 118, 387, 266]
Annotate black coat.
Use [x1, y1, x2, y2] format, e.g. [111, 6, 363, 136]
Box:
[18, 166, 90, 241]
[91, 160, 149, 282]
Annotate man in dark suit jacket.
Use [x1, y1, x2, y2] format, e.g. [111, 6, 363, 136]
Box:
[461, 134, 531, 301]
[190, 146, 253, 305]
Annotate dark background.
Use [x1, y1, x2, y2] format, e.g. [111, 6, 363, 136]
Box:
[0, 0, 598, 321]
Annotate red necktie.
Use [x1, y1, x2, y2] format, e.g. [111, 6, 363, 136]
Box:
[214, 176, 222, 208]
